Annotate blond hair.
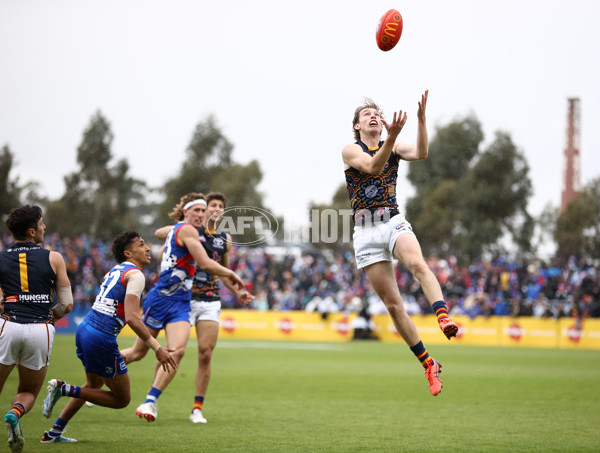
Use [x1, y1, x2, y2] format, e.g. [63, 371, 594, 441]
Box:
[169, 192, 206, 221]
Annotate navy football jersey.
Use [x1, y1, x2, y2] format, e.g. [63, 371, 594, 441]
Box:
[0, 242, 56, 324]
[191, 226, 228, 301]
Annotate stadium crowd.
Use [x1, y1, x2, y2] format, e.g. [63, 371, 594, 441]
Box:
[2, 232, 599, 320]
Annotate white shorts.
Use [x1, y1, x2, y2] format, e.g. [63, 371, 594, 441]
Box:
[189, 300, 222, 325]
[353, 213, 414, 269]
[0, 320, 55, 370]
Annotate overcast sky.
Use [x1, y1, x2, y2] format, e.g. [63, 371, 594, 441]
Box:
[1, 0, 599, 220]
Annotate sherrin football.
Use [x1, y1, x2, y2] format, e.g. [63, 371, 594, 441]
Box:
[375, 9, 403, 51]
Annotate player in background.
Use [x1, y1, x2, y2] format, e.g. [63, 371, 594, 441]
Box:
[153, 192, 254, 423]
[0, 205, 73, 453]
[120, 193, 244, 422]
[39, 231, 177, 443]
[342, 91, 458, 396]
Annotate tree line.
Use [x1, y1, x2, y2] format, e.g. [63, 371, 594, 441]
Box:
[1, 112, 266, 245]
[309, 115, 600, 262]
[1, 111, 599, 261]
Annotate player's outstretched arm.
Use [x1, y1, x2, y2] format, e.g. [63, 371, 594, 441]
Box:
[179, 225, 244, 291]
[155, 225, 174, 241]
[123, 272, 178, 373]
[218, 233, 254, 305]
[394, 90, 429, 161]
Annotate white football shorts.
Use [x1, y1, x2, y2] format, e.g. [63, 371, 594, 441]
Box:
[353, 213, 414, 269]
[189, 300, 222, 325]
[0, 319, 55, 370]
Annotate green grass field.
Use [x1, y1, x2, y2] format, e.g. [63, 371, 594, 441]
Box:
[2, 336, 599, 452]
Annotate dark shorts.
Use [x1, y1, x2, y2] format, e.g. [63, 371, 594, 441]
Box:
[75, 322, 127, 379]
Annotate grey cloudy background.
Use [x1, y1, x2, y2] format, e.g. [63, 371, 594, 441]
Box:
[1, 0, 598, 218]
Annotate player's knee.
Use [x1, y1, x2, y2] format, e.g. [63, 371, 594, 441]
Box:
[172, 346, 186, 360]
[385, 301, 407, 317]
[198, 348, 213, 365]
[407, 258, 429, 279]
[376, 289, 402, 309]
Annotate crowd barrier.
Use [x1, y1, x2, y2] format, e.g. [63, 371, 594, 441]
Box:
[55, 306, 600, 350]
[374, 314, 600, 349]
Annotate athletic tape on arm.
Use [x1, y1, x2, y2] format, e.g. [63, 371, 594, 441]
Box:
[55, 286, 73, 315]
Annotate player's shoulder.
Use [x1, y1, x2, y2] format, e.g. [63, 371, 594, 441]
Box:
[342, 143, 364, 164]
[176, 223, 200, 244]
[177, 222, 198, 235]
[48, 249, 66, 266]
[342, 142, 362, 154]
[124, 267, 143, 279]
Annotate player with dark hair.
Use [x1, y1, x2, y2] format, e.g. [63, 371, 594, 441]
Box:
[186, 192, 254, 423]
[342, 91, 458, 396]
[0, 205, 72, 453]
[120, 193, 244, 422]
[39, 230, 177, 443]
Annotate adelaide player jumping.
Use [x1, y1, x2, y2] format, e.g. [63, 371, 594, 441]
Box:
[342, 90, 458, 396]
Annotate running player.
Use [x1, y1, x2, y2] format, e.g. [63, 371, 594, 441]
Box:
[342, 91, 458, 396]
[39, 230, 177, 443]
[120, 192, 244, 422]
[0, 205, 72, 453]
[154, 192, 254, 423]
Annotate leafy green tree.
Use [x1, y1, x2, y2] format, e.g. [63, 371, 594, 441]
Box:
[410, 179, 461, 256]
[0, 145, 44, 233]
[406, 115, 484, 217]
[555, 177, 600, 259]
[406, 117, 532, 262]
[533, 203, 559, 256]
[456, 131, 533, 260]
[45, 111, 147, 241]
[160, 115, 269, 246]
[0, 145, 23, 228]
[161, 115, 265, 216]
[161, 115, 233, 216]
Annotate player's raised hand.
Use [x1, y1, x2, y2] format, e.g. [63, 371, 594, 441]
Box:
[382, 110, 408, 138]
[417, 90, 428, 122]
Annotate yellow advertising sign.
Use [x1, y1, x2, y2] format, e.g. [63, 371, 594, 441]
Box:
[498, 317, 560, 348]
[119, 310, 600, 350]
[219, 310, 356, 342]
[557, 318, 600, 349]
[372, 314, 600, 349]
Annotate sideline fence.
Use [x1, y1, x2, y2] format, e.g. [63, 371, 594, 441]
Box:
[56, 305, 600, 349]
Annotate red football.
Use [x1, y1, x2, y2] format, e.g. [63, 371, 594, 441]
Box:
[375, 9, 403, 52]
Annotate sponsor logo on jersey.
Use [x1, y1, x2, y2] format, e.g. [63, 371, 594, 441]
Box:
[212, 237, 225, 249]
[5, 294, 51, 303]
[144, 316, 162, 329]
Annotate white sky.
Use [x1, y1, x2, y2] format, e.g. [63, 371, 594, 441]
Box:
[1, 0, 599, 219]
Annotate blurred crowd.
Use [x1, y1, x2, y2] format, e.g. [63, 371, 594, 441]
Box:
[227, 246, 600, 321]
[2, 232, 599, 320]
